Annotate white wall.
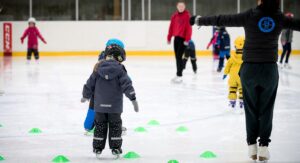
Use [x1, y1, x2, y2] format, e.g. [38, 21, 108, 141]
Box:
[0, 21, 299, 52]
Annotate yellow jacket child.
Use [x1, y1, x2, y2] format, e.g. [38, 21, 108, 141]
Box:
[223, 36, 244, 109]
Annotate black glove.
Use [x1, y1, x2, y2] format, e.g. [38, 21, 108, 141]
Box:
[190, 16, 196, 25]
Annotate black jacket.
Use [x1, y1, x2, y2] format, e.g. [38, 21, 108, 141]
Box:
[83, 60, 136, 113]
[196, 6, 300, 63]
[218, 29, 231, 51]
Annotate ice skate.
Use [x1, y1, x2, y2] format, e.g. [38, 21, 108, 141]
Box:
[122, 126, 127, 136]
[258, 146, 270, 162]
[236, 100, 244, 114]
[112, 148, 122, 159]
[284, 63, 292, 69]
[217, 67, 222, 72]
[229, 100, 236, 109]
[171, 76, 183, 84]
[84, 129, 93, 136]
[93, 149, 102, 159]
[26, 60, 30, 65]
[248, 144, 257, 161]
[36, 59, 39, 64]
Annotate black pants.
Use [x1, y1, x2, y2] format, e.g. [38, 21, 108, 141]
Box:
[240, 63, 279, 146]
[93, 113, 122, 151]
[183, 48, 197, 72]
[280, 42, 291, 64]
[174, 37, 186, 77]
[27, 48, 39, 60]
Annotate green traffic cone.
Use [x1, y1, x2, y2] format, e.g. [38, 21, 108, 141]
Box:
[147, 120, 160, 126]
[168, 159, 179, 163]
[200, 151, 217, 158]
[0, 155, 5, 161]
[29, 128, 42, 134]
[123, 151, 140, 159]
[134, 127, 147, 132]
[52, 155, 70, 162]
[176, 126, 188, 132]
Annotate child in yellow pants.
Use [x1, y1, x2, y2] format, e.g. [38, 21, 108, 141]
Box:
[223, 36, 245, 110]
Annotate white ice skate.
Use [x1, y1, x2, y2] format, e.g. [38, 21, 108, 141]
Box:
[236, 100, 244, 114]
[258, 146, 270, 162]
[284, 63, 292, 69]
[248, 144, 258, 161]
[171, 76, 183, 84]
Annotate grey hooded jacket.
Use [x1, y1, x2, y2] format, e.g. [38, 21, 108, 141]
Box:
[82, 60, 136, 113]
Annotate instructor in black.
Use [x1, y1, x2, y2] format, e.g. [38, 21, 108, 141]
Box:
[190, 0, 300, 162]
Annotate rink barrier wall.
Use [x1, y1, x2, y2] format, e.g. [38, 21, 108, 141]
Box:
[1, 50, 300, 57]
[1, 21, 300, 54]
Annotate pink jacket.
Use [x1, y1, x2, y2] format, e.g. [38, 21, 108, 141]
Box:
[21, 27, 46, 49]
[207, 31, 219, 49]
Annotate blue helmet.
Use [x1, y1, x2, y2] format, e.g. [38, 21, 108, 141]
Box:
[106, 39, 125, 49]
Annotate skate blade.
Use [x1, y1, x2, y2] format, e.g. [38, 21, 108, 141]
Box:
[114, 154, 120, 160]
[96, 154, 101, 159]
[250, 155, 257, 161]
[258, 157, 268, 163]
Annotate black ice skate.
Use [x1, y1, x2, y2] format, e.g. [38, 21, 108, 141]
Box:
[112, 148, 123, 158]
[93, 149, 102, 159]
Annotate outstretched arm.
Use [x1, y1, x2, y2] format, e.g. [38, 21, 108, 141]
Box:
[20, 28, 29, 43]
[192, 9, 251, 27]
[36, 28, 47, 44]
[283, 17, 300, 31]
[224, 59, 233, 75]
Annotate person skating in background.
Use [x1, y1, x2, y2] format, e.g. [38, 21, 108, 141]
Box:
[81, 43, 139, 158]
[279, 12, 294, 69]
[167, 0, 192, 83]
[190, 0, 300, 161]
[216, 27, 231, 72]
[83, 39, 127, 136]
[223, 36, 244, 113]
[182, 40, 197, 74]
[21, 17, 47, 64]
[207, 26, 220, 61]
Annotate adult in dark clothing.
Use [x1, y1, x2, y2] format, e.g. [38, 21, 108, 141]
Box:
[182, 40, 197, 74]
[279, 12, 294, 69]
[190, 0, 300, 161]
[167, 0, 192, 83]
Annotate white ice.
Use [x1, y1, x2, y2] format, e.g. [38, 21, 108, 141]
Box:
[0, 56, 300, 163]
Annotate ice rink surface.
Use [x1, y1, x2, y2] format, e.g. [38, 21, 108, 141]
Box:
[0, 56, 300, 163]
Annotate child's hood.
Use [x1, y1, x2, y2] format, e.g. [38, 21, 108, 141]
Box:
[97, 60, 123, 80]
